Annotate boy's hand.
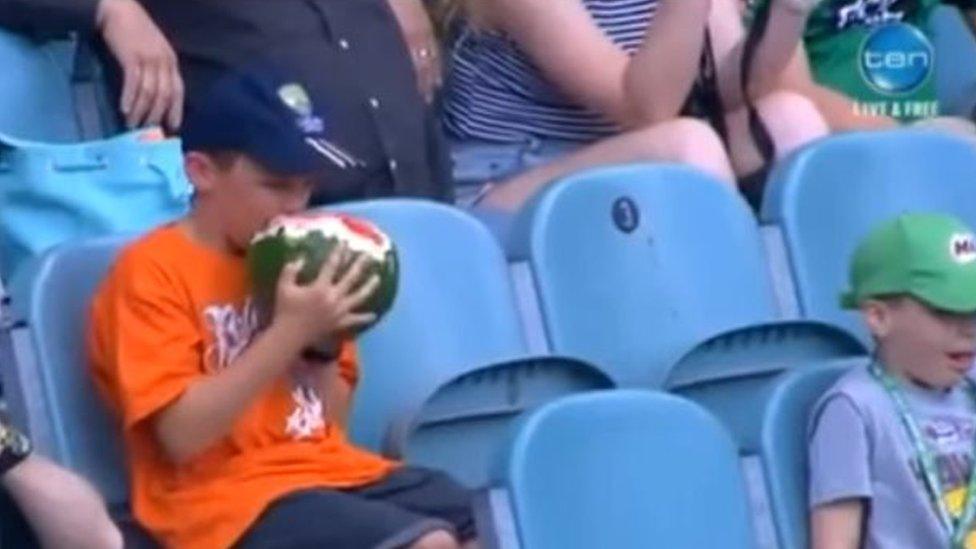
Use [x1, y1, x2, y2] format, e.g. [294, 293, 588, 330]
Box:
[272, 243, 379, 350]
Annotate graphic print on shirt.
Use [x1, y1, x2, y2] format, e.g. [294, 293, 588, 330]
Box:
[915, 415, 976, 547]
[203, 300, 325, 439]
[834, 0, 905, 29]
[286, 385, 325, 439]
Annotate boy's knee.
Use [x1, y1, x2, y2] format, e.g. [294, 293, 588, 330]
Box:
[409, 529, 460, 549]
[756, 91, 830, 150]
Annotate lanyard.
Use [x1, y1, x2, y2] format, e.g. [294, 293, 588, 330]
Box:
[869, 361, 976, 547]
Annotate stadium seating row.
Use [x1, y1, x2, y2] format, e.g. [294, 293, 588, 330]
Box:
[3, 15, 976, 549]
[4, 126, 976, 547]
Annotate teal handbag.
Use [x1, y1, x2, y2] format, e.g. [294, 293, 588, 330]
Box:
[0, 129, 192, 280]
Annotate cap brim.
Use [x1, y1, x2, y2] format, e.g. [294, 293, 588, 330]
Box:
[913, 276, 976, 313]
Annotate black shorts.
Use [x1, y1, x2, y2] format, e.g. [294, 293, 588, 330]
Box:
[234, 467, 475, 548]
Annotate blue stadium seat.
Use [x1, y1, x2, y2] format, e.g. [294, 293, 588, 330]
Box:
[665, 325, 865, 549]
[330, 200, 612, 486]
[392, 356, 613, 487]
[340, 200, 529, 451]
[760, 362, 856, 549]
[931, 5, 976, 117]
[1, 236, 133, 508]
[0, 30, 79, 141]
[489, 390, 756, 549]
[761, 130, 976, 342]
[507, 164, 779, 386]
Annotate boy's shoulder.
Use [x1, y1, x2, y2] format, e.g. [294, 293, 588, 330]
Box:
[100, 223, 190, 293]
[811, 363, 890, 427]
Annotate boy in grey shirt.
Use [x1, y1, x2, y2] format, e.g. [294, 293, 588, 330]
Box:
[809, 213, 976, 549]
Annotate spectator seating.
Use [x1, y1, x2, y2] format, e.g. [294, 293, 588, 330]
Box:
[340, 200, 612, 487]
[761, 130, 976, 343]
[0, 30, 77, 141]
[931, 4, 976, 118]
[0, 29, 115, 142]
[390, 356, 613, 487]
[506, 164, 780, 387]
[486, 390, 757, 549]
[665, 325, 864, 549]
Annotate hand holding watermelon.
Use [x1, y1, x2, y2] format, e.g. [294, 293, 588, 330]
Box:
[272, 244, 379, 346]
[248, 212, 399, 356]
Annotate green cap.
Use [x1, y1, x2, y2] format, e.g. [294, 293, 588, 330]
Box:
[840, 213, 976, 313]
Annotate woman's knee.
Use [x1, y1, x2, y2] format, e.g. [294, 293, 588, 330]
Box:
[410, 529, 460, 549]
[641, 117, 735, 183]
[754, 91, 829, 154]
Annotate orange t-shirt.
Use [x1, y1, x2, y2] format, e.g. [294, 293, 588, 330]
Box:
[88, 224, 395, 549]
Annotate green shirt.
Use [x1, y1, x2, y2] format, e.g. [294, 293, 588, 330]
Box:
[748, 0, 940, 122]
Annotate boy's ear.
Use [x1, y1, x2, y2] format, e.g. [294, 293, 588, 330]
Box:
[862, 299, 892, 339]
[184, 152, 221, 195]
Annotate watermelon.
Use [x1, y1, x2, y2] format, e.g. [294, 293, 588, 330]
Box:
[248, 212, 398, 337]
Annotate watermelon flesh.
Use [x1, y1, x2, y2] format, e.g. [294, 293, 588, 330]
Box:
[248, 212, 398, 339]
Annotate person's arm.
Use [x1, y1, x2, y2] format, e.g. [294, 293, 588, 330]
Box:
[624, 0, 713, 124]
[96, 0, 184, 130]
[154, 249, 378, 464]
[708, 0, 811, 110]
[0, 0, 183, 130]
[153, 319, 307, 463]
[810, 499, 865, 549]
[3, 454, 122, 549]
[807, 394, 873, 549]
[774, 42, 897, 131]
[0, 0, 99, 36]
[480, 0, 708, 127]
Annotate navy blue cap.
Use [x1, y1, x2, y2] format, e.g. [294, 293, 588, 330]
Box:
[181, 67, 364, 176]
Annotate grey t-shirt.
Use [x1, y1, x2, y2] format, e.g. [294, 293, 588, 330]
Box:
[809, 364, 976, 549]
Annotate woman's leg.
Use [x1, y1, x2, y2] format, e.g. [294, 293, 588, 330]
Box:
[723, 90, 829, 177]
[480, 117, 736, 211]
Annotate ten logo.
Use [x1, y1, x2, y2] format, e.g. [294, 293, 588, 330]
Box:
[859, 23, 934, 95]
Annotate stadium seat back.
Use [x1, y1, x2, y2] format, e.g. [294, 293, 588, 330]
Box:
[761, 131, 976, 343]
[340, 200, 531, 451]
[497, 390, 756, 549]
[397, 356, 613, 487]
[508, 164, 778, 386]
[5, 236, 133, 506]
[0, 31, 78, 141]
[666, 321, 864, 549]
[761, 361, 856, 549]
[931, 5, 976, 117]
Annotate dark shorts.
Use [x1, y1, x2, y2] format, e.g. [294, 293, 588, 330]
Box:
[234, 467, 475, 548]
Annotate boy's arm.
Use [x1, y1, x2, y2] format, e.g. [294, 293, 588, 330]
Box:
[153, 321, 305, 463]
[154, 250, 378, 464]
[810, 499, 865, 549]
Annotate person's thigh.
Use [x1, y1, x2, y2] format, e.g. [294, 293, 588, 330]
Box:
[450, 138, 581, 207]
[723, 90, 829, 177]
[235, 488, 452, 549]
[354, 466, 477, 542]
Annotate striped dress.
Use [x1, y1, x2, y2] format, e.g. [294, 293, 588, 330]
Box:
[442, 0, 659, 144]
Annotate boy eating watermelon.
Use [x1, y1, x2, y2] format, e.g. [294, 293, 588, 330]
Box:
[87, 67, 476, 549]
